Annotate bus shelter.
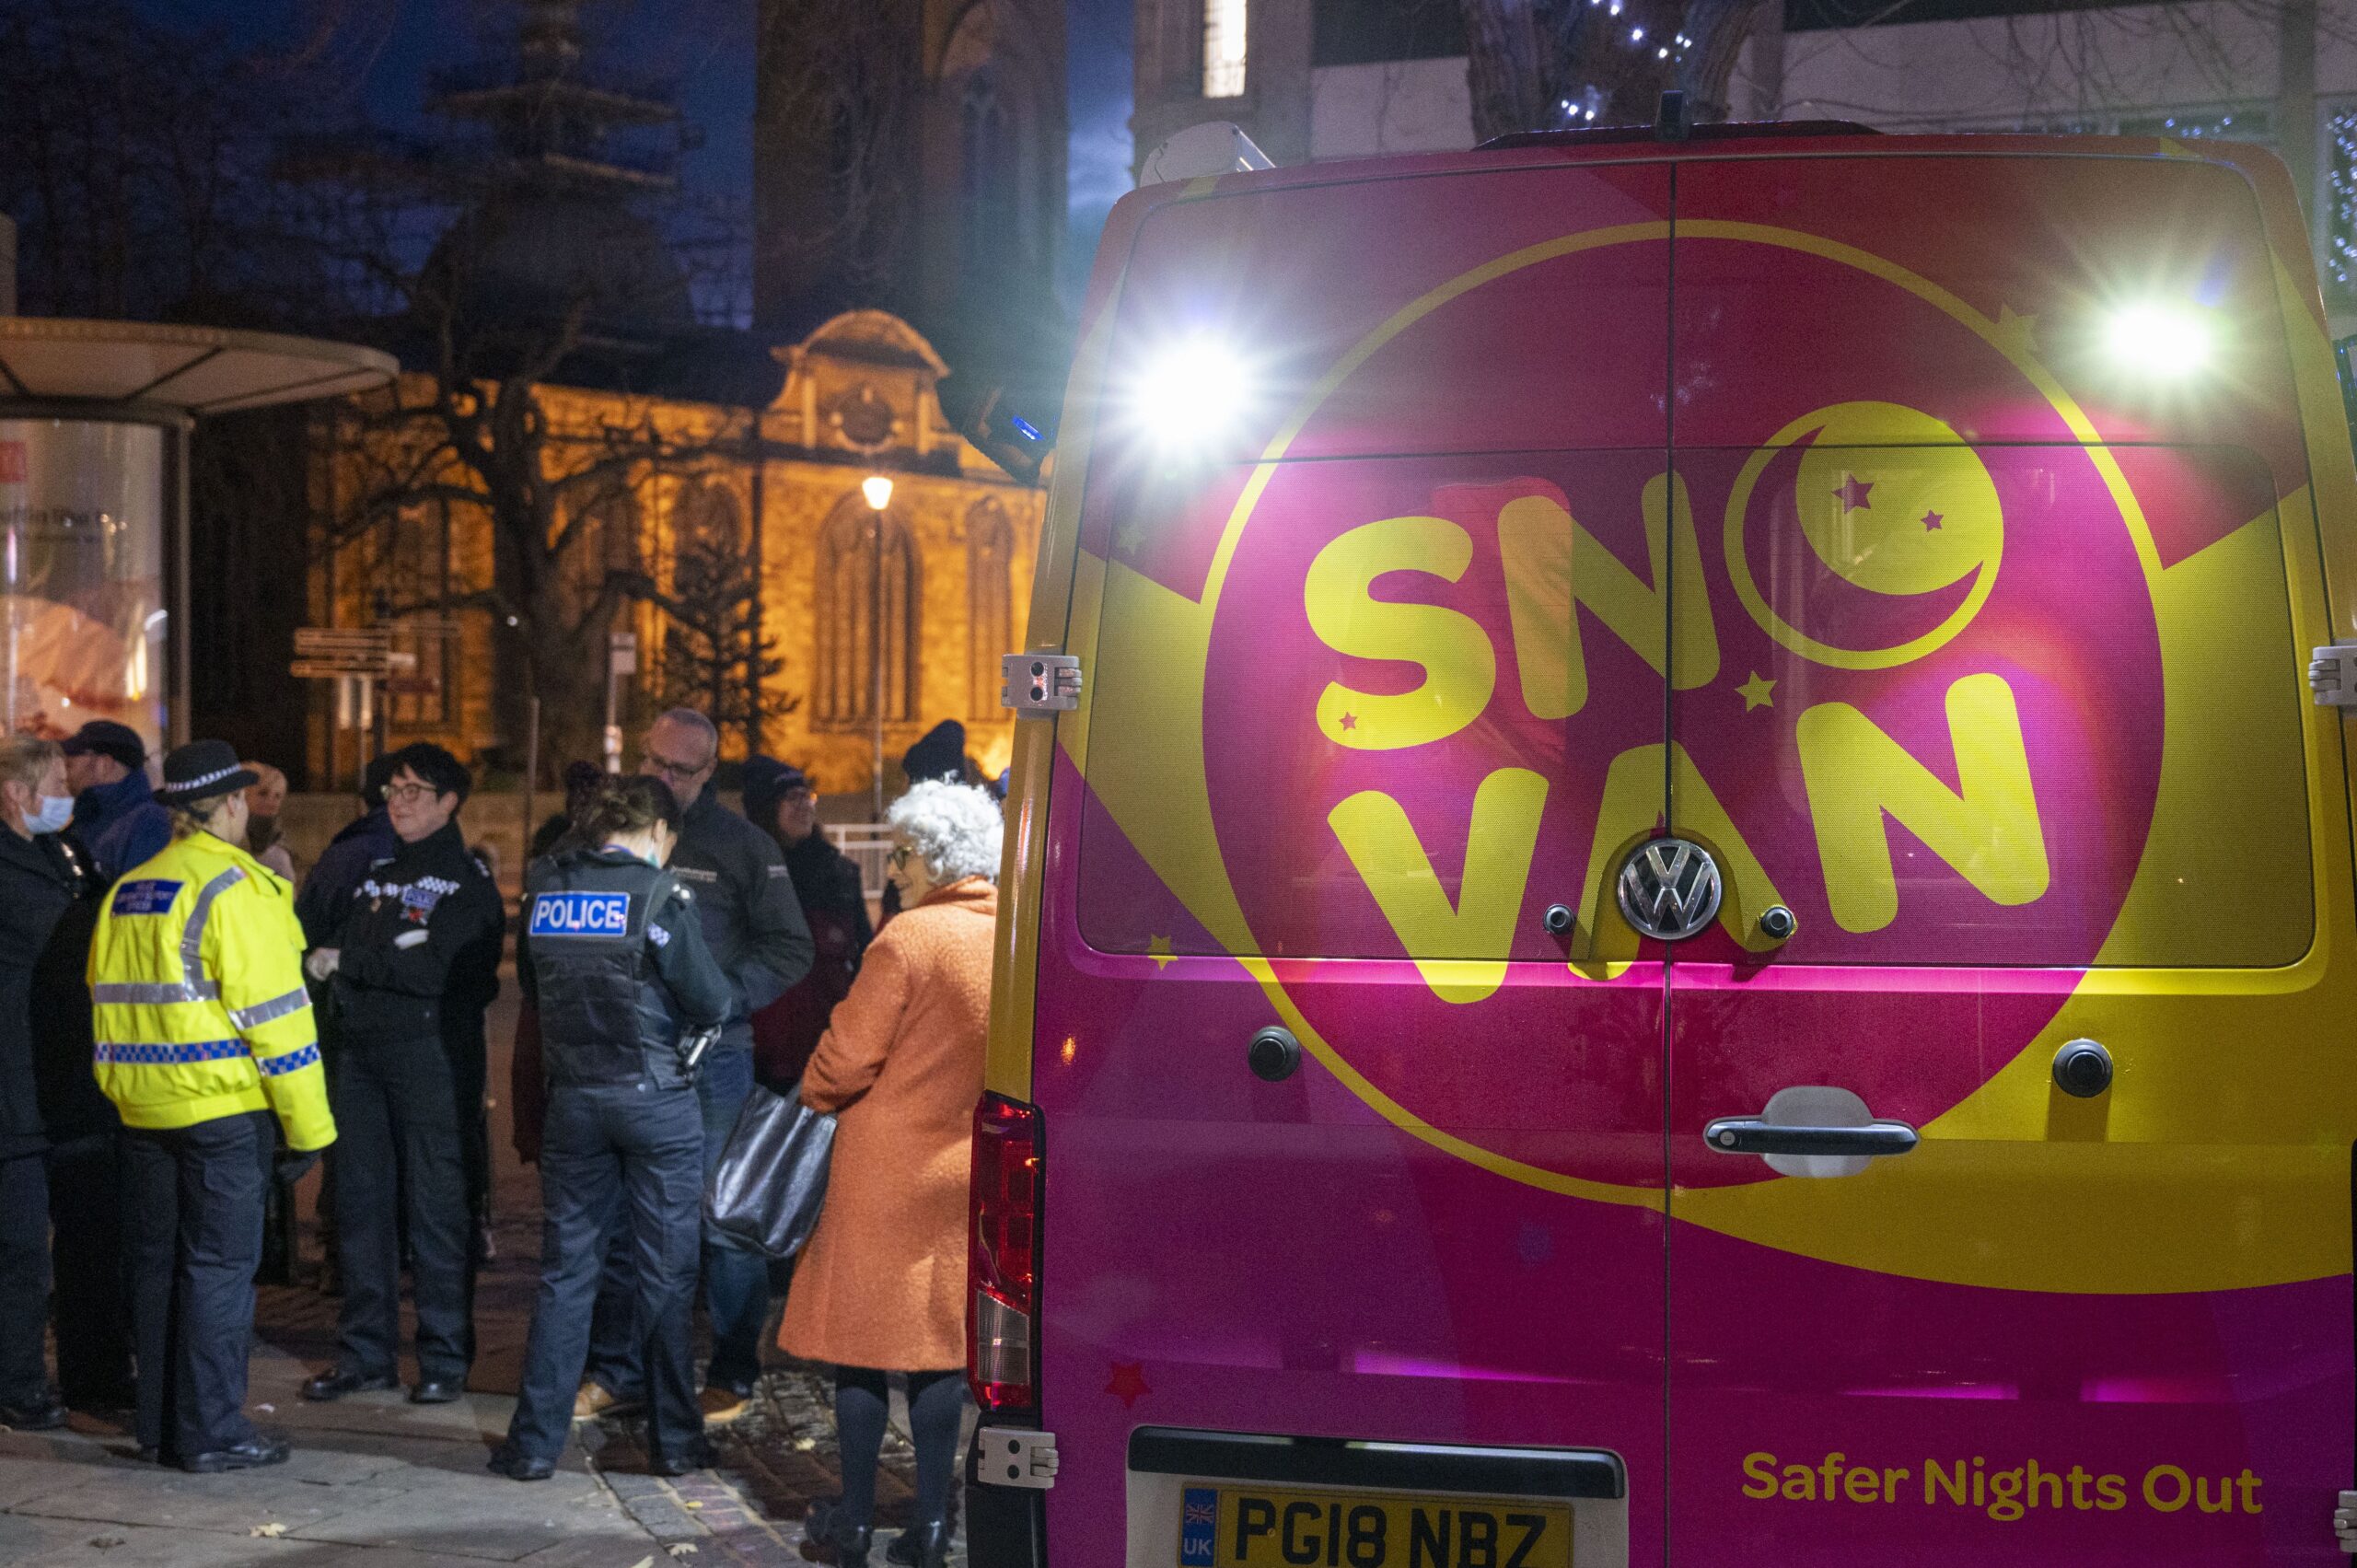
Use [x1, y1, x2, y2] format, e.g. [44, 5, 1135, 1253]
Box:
[0, 318, 395, 752]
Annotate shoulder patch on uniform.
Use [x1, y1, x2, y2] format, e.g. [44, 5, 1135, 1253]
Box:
[767, 864, 791, 878]
[527, 890, 632, 937]
[647, 923, 671, 947]
[673, 867, 720, 885]
[110, 879, 182, 915]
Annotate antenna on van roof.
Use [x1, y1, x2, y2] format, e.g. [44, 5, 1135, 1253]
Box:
[1655, 90, 1691, 142]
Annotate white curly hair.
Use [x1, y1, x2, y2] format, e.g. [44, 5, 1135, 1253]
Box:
[888, 778, 1004, 884]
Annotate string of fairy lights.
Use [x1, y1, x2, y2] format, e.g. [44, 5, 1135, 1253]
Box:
[1555, 0, 1697, 123]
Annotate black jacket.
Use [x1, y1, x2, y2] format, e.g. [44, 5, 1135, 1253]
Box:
[668, 789, 813, 1050]
[782, 830, 874, 957]
[326, 821, 506, 1048]
[0, 828, 102, 1157]
[517, 845, 733, 1090]
[296, 807, 397, 947]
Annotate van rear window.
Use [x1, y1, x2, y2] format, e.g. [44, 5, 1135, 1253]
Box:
[1074, 441, 2310, 971]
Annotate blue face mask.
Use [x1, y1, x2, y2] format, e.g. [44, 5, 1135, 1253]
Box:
[28, 795, 72, 835]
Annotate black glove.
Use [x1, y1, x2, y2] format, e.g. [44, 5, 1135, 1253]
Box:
[274, 1148, 322, 1185]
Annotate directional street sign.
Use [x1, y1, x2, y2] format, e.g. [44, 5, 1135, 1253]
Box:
[293, 626, 395, 679]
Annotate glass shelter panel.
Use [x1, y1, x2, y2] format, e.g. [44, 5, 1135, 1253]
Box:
[0, 420, 168, 751]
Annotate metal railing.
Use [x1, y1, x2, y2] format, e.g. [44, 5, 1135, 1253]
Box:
[826, 823, 894, 900]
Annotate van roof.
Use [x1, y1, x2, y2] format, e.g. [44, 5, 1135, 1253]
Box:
[1126, 128, 2281, 206]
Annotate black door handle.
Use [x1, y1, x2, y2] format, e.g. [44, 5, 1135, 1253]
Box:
[1702, 1118, 1918, 1157]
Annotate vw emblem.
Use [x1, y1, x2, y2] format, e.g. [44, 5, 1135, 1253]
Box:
[1616, 838, 1724, 941]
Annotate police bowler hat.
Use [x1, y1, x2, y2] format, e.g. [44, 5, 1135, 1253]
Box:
[155, 739, 260, 807]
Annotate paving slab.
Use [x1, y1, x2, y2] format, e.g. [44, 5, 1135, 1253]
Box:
[15, 1469, 409, 1534]
[308, 1549, 662, 1568]
[0, 1457, 105, 1513]
[8, 1517, 324, 1567]
[289, 1477, 647, 1562]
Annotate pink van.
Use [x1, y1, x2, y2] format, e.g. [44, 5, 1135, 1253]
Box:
[966, 122, 2357, 1568]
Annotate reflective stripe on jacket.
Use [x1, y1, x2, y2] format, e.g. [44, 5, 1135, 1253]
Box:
[87, 830, 336, 1150]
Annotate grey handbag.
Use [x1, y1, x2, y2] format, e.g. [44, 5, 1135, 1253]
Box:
[703, 1082, 836, 1260]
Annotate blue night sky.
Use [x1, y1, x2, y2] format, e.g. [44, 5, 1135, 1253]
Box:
[136, 0, 1133, 319]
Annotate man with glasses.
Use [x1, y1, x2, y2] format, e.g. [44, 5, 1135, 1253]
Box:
[298, 743, 505, 1407]
[575, 709, 813, 1428]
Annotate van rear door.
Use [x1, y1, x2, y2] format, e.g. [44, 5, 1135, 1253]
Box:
[1664, 149, 2355, 1565]
[1041, 161, 1680, 1568]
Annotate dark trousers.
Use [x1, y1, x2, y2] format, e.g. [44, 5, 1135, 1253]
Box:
[47, 1132, 133, 1406]
[0, 1152, 51, 1407]
[507, 1084, 703, 1464]
[122, 1112, 270, 1460]
[586, 1045, 767, 1398]
[447, 1024, 491, 1231]
[331, 1035, 474, 1383]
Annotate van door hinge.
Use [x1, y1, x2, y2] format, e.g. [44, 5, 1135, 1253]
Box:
[975, 1426, 1060, 1490]
[2335, 1489, 2357, 1552]
[1004, 653, 1083, 714]
[2310, 644, 2357, 707]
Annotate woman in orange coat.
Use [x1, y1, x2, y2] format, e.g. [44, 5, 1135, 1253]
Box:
[786, 779, 1000, 1568]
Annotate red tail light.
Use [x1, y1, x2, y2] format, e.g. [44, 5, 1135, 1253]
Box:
[969, 1091, 1041, 1411]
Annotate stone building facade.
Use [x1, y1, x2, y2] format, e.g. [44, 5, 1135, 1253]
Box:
[308, 308, 1043, 797]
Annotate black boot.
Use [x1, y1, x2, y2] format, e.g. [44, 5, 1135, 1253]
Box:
[803, 1499, 871, 1568]
[885, 1519, 952, 1568]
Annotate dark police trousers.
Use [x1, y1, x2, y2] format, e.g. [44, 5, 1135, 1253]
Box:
[48, 1132, 133, 1406]
[0, 1152, 50, 1409]
[508, 1083, 703, 1464]
[586, 1043, 767, 1397]
[122, 1111, 272, 1459]
[331, 1035, 475, 1383]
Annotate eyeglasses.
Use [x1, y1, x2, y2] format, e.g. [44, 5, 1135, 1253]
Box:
[385, 782, 439, 804]
[888, 845, 912, 869]
[642, 750, 713, 781]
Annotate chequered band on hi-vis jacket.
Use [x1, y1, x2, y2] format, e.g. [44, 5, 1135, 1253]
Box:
[94, 1040, 320, 1075]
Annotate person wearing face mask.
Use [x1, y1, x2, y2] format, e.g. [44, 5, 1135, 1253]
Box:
[88, 740, 334, 1471]
[0, 734, 100, 1431]
[490, 774, 732, 1482]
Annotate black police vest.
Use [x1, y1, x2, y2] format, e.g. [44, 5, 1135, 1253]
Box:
[524, 848, 693, 1090]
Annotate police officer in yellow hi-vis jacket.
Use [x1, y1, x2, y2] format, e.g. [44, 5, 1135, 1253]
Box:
[88, 740, 334, 1473]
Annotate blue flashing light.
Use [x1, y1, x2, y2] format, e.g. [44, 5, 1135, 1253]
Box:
[1011, 415, 1043, 443]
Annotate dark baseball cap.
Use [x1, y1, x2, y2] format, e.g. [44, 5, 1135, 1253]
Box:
[61, 720, 147, 771]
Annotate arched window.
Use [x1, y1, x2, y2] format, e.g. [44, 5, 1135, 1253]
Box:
[966, 501, 1014, 719]
[564, 488, 642, 609]
[814, 495, 920, 727]
[385, 501, 451, 727]
[676, 483, 741, 552]
[960, 70, 1019, 284]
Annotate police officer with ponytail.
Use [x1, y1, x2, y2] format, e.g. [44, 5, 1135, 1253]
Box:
[491, 775, 734, 1481]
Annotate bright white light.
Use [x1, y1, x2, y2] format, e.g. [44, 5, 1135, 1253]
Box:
[1133, 338, 1252, 447]
[2105, 302, 2216, 377]
[1631, 26, 1643, 40]
[862, 475, 895, 511]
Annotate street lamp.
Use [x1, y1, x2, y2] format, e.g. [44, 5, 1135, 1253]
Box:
[864, 476, 893, 820]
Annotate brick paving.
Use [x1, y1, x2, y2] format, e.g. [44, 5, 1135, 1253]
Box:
[0, 988, 969, 1568]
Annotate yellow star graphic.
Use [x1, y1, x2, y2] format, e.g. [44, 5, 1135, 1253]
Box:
[1146, 934, 1176, 969]
[1737, 671, 1776, 711]
[1994, 304, 2038, 358]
